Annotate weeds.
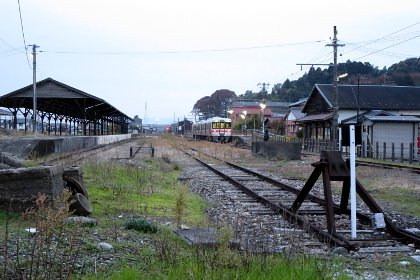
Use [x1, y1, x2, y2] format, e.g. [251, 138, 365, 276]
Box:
[174, 186, 187, 227]
[125, 218, 158, 233]
[1, 191, 84, 279]
[152, 229, 181, 265]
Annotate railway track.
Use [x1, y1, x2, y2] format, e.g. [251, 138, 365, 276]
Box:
[355, 159, 420, 174]
[179, 144, 420, 254]
[40, 137, 142, 166]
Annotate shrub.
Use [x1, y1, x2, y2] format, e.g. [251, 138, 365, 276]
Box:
[125, 218, 158, 233]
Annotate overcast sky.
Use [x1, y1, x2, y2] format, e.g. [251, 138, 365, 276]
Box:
[1, 1, 419, 124]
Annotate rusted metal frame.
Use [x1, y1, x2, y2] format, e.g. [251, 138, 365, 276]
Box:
[129, 145, 143, 158]
[188, 147, 368, 239]
[322, 165, 337, 235]
[224, 159, 371, 223]
[186, 152, 353, 249]
[184, 147, 419, 248]
[289, 165, 323, 213]
[226, 160, 362, 218]
[339, 179, 350, 213]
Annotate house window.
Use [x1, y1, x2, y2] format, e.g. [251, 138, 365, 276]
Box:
[325, 126, 331, 139]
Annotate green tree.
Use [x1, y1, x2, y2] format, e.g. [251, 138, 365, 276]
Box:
[193, 89, 236, 119]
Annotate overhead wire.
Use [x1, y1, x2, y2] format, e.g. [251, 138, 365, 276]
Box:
[345, 45, 415, 59]
[352, 33, 420, 61]
[40, 40, 325, 55]
[17, 0, 31, 69]
[284, 21, 420, 86]
[341, 21, 420, 56]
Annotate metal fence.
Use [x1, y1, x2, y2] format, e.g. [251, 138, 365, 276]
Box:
[360, 141, 419, 164]
[233, 130, 420, 165]
[300, 138, 420, 164]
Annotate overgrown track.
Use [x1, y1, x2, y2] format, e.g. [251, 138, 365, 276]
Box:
[355, 160, 420, 174]
[40, 138, 142, 166]
[179, 144, 420, 253]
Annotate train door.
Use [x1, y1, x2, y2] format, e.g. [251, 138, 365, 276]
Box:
[219, 121, 226, 142]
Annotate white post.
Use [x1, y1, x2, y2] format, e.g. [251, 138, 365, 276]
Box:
[350, 125, 357, 238]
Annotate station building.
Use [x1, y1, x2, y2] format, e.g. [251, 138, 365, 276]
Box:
[0, 78, 132, 135]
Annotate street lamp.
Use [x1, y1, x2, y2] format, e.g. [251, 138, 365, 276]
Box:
[259, 100, 266, 133]
[240, 110, 247, 136]
[333, 73, 348, 150]
[227, 109, 233, 118]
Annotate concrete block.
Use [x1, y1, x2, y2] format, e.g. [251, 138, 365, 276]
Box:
[251, 141, 301, 160]
[0, 165, 64, 211]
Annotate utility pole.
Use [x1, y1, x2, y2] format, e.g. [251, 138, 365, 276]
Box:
[29, 44, 39, 133]
[326, 26, 344, 150]
[144, 102, 148, 125]
[297, 26, 344, 150]
[257, 82, 270, 93]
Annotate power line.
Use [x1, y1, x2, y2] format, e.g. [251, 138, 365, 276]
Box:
[264, 23, 420, 87]
[344, 44, 416, 59]
[40, 40, 325, 55]
[341, 21, 420, 56]
[17, 0, 31, 69]
[353, 34, 420, 61]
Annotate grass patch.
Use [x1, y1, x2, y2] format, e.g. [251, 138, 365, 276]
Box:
[368, 187, 420, 217]
[0, 210, 19, 226]
[125, 218, 158, 233]
[85, 248, 347, 280]
[79, 154, 353, 280]
[83, 159, 207, 225]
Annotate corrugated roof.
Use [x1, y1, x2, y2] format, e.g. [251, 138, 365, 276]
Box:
[0, 108, 11, 116]
[341, 110, 395, 124]
[0, 78, 132, 123]
[289, 107, 306, 119]
[288, 98, 307, 108]
[313, 84, 420, 110]
[297, 112, 332, 122]
[232, 101, 290, 107]
[232, 107, 273, 115]
[364, 115, 420, 122]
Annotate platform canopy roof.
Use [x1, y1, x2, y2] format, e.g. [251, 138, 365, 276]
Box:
[0, 78, 132, 123]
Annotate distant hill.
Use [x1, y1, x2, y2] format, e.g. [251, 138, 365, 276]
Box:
[239, 58, 420, 102]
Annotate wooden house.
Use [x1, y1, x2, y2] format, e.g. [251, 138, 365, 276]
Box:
[298, 84, 420, 159]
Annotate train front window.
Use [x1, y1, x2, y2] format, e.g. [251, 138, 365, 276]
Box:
[212, 121, 231, 129]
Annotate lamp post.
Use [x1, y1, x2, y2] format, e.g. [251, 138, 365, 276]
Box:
[227, 109, 234, 130]
[243, 110, 247, 136]
[335, 73, 348, 150]
[259, 100, 266, 133]
[227, 109, 233, 118]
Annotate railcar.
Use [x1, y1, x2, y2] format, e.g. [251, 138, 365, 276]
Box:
[192, 117, 232, 142]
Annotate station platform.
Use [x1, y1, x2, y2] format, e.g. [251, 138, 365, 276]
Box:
[0, 134, 131, 159]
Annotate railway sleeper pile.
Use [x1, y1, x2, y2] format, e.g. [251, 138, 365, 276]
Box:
[0, 152, 91, 216]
